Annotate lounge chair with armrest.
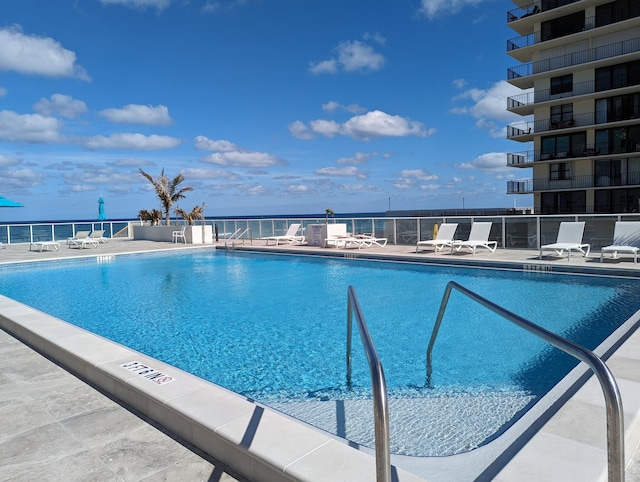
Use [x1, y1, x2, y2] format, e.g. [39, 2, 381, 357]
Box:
[416, 223, 458, 253]
[600, 221, 640, 264]
[539, 222, 590, 260]
[451, 222, 497, 255]
[264, 223, 306, 246]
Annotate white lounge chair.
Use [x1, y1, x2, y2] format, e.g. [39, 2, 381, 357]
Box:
[451, 222, 497, 255]
[600, 221, 640, 264]
[89, 230, 108, 243]
[172, 226, 187, 243]
[68, 237, 100, 249]
[265, 223, 306, 246]
[67, 230, 90, 246]
[354, 234, 388, 248]
[539, 222, 590, 260]
[416, 223, 458, 253]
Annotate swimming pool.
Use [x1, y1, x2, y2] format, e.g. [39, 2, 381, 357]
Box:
[0, 250, 638, 457]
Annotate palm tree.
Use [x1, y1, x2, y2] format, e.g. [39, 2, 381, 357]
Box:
[139, 168, 193, 226]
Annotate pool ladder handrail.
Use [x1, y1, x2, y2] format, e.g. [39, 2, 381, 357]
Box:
[426, 281, 625, 482]
[225, 227, 252, 247]
[346, 285, 391, 482]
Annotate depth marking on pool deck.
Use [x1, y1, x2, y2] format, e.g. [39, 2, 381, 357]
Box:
[120, 361, 176, 384]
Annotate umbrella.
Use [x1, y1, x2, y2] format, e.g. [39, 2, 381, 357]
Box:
[97, 195, 106, 221]
[0, 195, 24, 207]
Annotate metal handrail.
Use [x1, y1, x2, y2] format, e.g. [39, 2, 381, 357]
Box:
[225, 227, 252, 247]
[346, 286, 391, 482]
[426, 281, 624, 482]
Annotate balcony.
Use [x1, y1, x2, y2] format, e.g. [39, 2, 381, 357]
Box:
[507, 145, 610, 166]
[507, 77, 640, 114]
[507, 171, 640, 194]
[507, 110, 640, 140]
[507, 0, 581, 24]
[507, 36, 640, 89]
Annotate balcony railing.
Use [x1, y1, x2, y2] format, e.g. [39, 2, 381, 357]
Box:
[508, 79, 603, 110]
[508, 37, 640, 80]
[507, 110, 640, 139]
[507, 171, 640, 194]
[507, 145, 613, 165]
[507, 0, 581, 23]
[508, 16, 597, 51]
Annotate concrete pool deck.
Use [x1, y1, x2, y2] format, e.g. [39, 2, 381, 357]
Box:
[0, 238, 639, 481]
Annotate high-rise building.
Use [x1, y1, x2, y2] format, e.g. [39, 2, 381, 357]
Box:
[506, 0, 640, 214]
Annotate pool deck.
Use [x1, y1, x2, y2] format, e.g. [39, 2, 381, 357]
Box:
[1, 238, 639, 481]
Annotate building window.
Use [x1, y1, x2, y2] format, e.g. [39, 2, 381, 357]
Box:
[540, 191, 586, 214]
[596, 0, 640, 28]
[596, 124, 640, 154]
[550, 74, 573, 96]
[595, 159, 622, 186]
[550, 162, 572, 181]
[541, 11, 585, 41]
[550, 104, 573, 129]
[541, 132, 586, 159]
[595, 60, 640, 92]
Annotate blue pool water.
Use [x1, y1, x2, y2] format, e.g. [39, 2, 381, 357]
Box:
[1, 250, 639, 456]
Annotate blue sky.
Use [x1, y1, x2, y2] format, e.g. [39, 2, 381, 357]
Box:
[0, 0, 532, 222]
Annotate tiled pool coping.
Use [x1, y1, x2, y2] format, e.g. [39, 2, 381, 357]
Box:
[1, 240, 639, 480]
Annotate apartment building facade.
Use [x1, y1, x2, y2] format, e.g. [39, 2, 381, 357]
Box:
[506, 0, 640, 214]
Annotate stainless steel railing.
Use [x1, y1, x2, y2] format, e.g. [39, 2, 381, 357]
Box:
[346, 285, 391, 482]
[426, 281, 625, 482]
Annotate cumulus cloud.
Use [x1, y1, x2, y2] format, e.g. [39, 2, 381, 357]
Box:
[459, 152, 511, 175]
[194, 136, 240, 152]
[0, 87, 7, 97]
[418, 0, 484, 19]
[34, 94, 88, 119]
[63, 169, 139, 186]
[81, 133, 181, 150]
[99, 104, 172, 125]
[315, 166, 368, 179]
[99, 0, 171, 11]
[393, 169, 440, 190]
[290, 110, 434, 141]
[453, 80, 529, 138]
[310, 39, 385, 74]
[1, 167, 47, 190]
[0, 26, 89, 80]
[181, 167, 240, 180]
[195, 135, 286, 168]
[0, 154, 22, 168]
[0, 111, 64, 143]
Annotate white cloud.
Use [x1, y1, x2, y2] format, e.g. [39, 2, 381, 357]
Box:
[81, 133, 181, 150]
[459, 152, 510, 174]
[418, 0, 484, 19]
[0, 154, 22, 168]
[453, 80, 530, 137]
[336, 152, 377, 165]
[34, 94, 88, 119]
[195, 135, 285, 168]
[290, 110, 434, 141]
[194, 136, 240, 151]
[99, 104, 172, 125]
[315, 166, 368, 179]
[100, 0, 171, 11]
[310, 39, 385, 74]
[343, 111, 433, 140]
[201, 151, 284, 168]
[0, 111, 64, 143]
[2, 167, 47, 189]
[322, 101, 366, 114]
[398, 169, 440, 181]
[181, 167, 240, 180]
[0, 87, 7, 97]
[0, 26, 89, 80]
